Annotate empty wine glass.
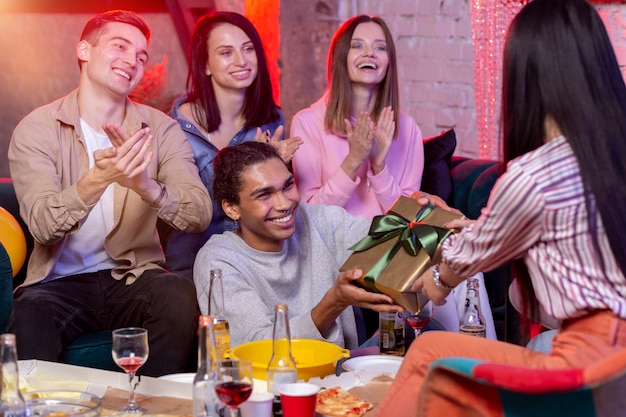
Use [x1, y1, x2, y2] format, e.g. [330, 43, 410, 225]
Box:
[112, 327, 149, 413]
[402, 301, 434, 339]
[215, 359, 253, 417]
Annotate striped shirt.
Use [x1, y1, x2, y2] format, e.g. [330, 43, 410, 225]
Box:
[443, 136, 626, 320]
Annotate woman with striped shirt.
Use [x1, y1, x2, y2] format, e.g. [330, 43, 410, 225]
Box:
[376, 0, 626, 415]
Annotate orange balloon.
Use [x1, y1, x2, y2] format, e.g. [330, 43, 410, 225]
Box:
[0, 206, 27, 277]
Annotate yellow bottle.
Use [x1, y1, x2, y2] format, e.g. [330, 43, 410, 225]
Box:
[208, 269, 230, 359]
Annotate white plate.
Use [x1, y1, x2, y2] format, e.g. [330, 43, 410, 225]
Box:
[157, 373, 195, 383]
[341, 355, 403, 372]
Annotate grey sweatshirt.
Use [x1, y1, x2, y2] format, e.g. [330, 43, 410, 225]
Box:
[193, 202, 370, 349]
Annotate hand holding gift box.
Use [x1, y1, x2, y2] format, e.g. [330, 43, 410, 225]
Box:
[340, 196, 463, 313]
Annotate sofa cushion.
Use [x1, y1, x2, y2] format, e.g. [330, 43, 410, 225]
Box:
[450, 157, 500, 219]
[421, 129, 457, 202]
[467, 163, 506, 219]
[59, 331, 116, 371]
[0, 243, 12, 332]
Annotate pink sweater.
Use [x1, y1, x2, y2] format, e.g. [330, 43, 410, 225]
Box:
[291, 96, 424, 218]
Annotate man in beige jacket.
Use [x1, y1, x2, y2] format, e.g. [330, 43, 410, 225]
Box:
[8, 10, 211, 376]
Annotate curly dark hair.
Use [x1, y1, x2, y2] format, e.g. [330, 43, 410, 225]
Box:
[213, 141, 284, 206]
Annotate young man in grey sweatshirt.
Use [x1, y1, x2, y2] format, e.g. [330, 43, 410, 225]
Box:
[193, 141, 404, 349]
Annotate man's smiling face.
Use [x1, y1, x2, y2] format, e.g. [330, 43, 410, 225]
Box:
[223, 157, 300, 252]
[78, 21, 149, 98]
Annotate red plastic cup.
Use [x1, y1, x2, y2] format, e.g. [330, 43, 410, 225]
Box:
[279, 382, 320, 417]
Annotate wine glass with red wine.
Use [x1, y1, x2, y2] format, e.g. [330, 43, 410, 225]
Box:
[215, 359, 254, 417]
[112, 327, 149, 413]
[403, 301, 434, 339]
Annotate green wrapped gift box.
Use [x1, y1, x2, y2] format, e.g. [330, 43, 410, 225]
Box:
[340, 196, 463, 313]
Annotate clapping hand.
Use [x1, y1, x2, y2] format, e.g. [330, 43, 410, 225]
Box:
[255, 126, 303, 163]
[96, 123, 154, 192]
[369, 106, 395, 174]
[342, 112, 375, 179]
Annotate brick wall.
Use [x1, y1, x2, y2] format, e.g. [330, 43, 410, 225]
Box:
[356, 0, 626, 159]
[597, 4, 626, 78]
[357, 0, 477, 155]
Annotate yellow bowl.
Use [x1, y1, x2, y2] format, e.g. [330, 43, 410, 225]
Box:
[225, 339, 350, 381]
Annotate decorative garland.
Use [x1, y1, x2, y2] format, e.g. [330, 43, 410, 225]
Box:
[470, 1, 525, 160]
[474, 0, 622, 160]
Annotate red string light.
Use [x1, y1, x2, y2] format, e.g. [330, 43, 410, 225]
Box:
[470, 1, 525, 160]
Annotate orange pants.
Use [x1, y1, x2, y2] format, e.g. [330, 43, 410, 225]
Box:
[375, 310, 626, 417]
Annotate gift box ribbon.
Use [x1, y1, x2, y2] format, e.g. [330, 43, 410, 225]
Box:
[348, 204, 453, 291]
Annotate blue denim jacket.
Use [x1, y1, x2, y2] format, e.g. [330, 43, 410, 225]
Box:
[162, 94, 285, 278]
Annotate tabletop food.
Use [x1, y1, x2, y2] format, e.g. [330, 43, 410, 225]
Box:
[315, 386, 373, 417]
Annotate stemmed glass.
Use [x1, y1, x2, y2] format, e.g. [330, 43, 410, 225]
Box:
[402, 301, 434, 339]
[215, 359, 254, 417]
[112, 327, 149, 413]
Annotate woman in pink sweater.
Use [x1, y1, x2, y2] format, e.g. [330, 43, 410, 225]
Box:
[291, 15, 424, 219]
[292, 15, 495, 340]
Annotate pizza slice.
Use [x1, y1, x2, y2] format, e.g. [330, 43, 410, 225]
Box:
[316, 386, 374, 417]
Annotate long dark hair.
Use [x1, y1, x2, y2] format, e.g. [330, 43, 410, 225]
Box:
[185, 12, 280, 133]
[325, 15, 399, 135]
[501, 0, 626, 319]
